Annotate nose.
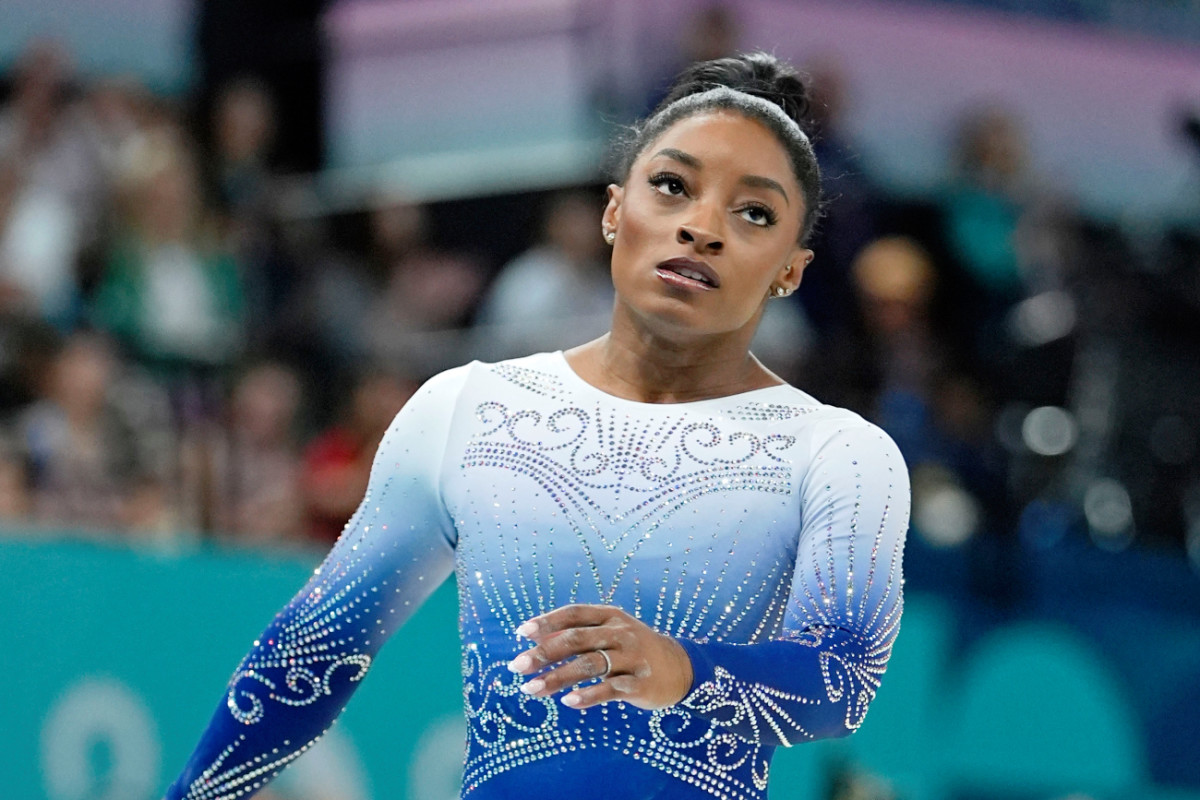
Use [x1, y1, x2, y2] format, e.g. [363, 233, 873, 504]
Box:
[677, 207, 724, 253]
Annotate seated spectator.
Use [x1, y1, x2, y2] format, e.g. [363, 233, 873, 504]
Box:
[472, 190, 613, 360]
[207, 77, 292, 351]
[91, 127, 245, 376]
[78, 75, 155, 190]
[0, 41, 100, 329]
[15, 332, 166, 534]
[796, 56, 880, 339]
[640, 5, 740, 117]
[364, 193, 487, 372]
[821, 237, 1006, 550]
[210, 76, 277, 227]
[206, 362, 304, 546]
[302, 368, 419, 545]
[941, 106, 1030, 302]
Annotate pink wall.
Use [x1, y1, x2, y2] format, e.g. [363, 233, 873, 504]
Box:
[326, 0, 1200, 220]
[716, 0, 1200, 220]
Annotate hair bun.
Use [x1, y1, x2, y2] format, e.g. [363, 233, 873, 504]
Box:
[659, 51, 812, 134]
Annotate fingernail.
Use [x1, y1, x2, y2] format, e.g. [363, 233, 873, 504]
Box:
[519, 678, 545, 696]
[562, 692, 581, 707]
[507, 654, 531, 673]
[516, 621, 539, 638]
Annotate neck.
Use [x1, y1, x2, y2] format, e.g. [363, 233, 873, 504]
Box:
[566, 304, 781, 404]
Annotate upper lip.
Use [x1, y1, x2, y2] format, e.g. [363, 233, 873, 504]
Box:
[656, 257, 721, 288]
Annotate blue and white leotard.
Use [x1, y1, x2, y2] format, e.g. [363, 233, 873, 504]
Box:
[166, 352, 909, 800]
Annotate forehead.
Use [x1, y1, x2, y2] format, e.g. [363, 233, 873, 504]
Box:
[636, 111, 797, 184]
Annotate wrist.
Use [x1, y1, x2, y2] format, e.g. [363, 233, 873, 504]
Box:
[665, 635, 695, 706]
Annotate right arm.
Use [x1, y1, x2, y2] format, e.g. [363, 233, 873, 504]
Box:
[164, 366, 469, 800]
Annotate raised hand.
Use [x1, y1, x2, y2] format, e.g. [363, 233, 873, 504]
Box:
[506, 604, 695, 711]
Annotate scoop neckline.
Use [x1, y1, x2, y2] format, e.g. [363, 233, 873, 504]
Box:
[551, 350, 795, 408]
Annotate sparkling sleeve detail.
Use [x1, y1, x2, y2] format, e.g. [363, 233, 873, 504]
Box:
[165, 367, 470, 800]
[672, 420, 909, 747]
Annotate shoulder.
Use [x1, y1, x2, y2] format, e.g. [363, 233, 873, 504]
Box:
[757, 384, 904, 463]
[414, 352, 564, 401]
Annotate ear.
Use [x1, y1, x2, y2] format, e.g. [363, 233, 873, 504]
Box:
[602, 183, 624, 234]
[777, 247, 815, 293]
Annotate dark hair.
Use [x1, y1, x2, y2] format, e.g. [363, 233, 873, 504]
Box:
[612, 52, 823, 244]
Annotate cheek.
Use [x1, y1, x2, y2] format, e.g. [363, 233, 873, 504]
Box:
[611, 197, 665, 275]
[618, 194, 666, 243]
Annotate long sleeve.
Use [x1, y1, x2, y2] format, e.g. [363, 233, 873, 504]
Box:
[673, 418, 909, 746]
[165, 366, 469, 800]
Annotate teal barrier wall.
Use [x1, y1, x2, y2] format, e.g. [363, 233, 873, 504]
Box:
[3, 538, 1197, 800]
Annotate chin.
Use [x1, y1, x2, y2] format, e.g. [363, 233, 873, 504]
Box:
[620, 295, 752, 342]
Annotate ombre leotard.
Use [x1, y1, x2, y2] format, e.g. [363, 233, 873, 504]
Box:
[167, 352, 909, 800]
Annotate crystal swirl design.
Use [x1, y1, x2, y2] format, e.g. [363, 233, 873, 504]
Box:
[227, 654, 372, 724]
[462, 644, 558, 747]
[675, 666, 818, 747]
[465, 401, 795, 552]
[221, 538, 383, 726]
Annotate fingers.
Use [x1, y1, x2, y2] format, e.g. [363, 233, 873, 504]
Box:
[510, 624, 619, 674]
[516, 603, 615, 640]
[517, 649, 613, 700]
[506, 604, 640, 709]
[560, 676, 632, 710]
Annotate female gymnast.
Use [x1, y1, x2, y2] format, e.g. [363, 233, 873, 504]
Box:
[165, 52, 909, 800]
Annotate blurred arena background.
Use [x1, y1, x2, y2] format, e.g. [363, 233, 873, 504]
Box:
[1, 0, 1199, 798]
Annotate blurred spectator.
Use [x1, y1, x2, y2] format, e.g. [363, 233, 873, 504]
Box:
[73, 75, 158, 295]
[798, 57, 881, 339]
[364, 193, 486, 372]
[939, 105, 1078, 372]
[207, 77, 293, 349]
[211, 77, 276, 222]
[0, 41, 100, 328]
[302, 368, 418, 545]
[642, 5, 741, 116]
[78, 75, 154, 187]
[942, 106, 1030, 300]
[813, 237, 988, 464]
[264, 213, 372, 405]
[14, 332, 170, 534]
[206, 362, 304, 545]
[473, 190, 613, 360]
[838, 236, 948, 430]
[91, 127, 245, 376]
[819, 237, 1007, 558]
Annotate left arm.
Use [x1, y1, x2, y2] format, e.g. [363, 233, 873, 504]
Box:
[508, 419, 909, 745]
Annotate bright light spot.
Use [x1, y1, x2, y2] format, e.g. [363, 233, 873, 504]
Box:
[1022, 406, 1078, 456]
[915, 482, 980, 547]
[1009, 290, 1077, 347]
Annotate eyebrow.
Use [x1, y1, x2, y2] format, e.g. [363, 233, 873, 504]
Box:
[651, 148, 791, 206]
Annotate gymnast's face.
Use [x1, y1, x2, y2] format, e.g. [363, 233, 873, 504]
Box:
[602, 111, 811, 341]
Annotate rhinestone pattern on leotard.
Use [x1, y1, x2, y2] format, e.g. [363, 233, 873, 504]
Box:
[167, 353, 908, 800]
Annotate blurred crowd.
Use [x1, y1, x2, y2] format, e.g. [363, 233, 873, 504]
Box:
[0, 19, 1197, 575]
[0, 40, 435, 548]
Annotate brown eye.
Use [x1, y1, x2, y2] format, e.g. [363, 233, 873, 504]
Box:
[649, 172, 687, 197]
[738, 204, 777, 227]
